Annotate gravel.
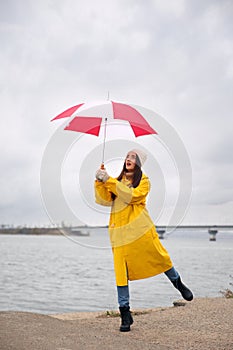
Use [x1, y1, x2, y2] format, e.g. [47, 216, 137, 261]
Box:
[0, 297, 232, 350]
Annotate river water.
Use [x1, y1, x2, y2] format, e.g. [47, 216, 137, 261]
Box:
[0, 228, 232, 314]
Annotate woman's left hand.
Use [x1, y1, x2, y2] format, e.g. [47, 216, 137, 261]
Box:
[95, 169, 110, 183]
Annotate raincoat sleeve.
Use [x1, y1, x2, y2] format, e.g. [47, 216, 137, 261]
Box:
[104, 175, 150, 204]
[94, 180, 113, 206]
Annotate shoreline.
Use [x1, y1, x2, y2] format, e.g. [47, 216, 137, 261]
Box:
[0, 297, 232, 349]
[1, 224, 233, 236]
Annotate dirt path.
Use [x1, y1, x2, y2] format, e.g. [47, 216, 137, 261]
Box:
[0, 297, 232, 349]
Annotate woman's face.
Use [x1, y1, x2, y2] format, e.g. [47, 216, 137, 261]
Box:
[125, 151, 137, 171]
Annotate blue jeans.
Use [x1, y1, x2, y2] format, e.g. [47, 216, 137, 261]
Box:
[117, 267, 180, 307]
[117, 286, 130, 307]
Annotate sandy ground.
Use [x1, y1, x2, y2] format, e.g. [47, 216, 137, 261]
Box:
[0, 297, 232, 350]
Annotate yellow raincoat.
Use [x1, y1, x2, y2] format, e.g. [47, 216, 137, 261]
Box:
[95, 174, 173, 286]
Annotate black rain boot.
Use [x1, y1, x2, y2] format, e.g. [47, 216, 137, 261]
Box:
[171, 276, 193, 301]
[119, 306, 134, 332]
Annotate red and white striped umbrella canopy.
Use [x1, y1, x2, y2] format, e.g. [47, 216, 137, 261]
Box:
[51, 100, 157, 137]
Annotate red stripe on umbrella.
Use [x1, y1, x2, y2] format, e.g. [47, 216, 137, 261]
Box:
[64, 116, 102, 136]
[111, 101, 157, 136]
[51, 103, 84, 121]
[130, 123, 157, 137]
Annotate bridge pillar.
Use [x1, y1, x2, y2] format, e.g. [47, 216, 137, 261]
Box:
[157, 229, 166, 239]
[208, 227, 218, 241]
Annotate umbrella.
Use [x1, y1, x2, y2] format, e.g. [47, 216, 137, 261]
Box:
[51, 101, 157, 166]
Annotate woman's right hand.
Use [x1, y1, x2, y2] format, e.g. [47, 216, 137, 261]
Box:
[95, 168, 109, 182]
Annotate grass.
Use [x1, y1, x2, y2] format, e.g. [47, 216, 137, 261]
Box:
[220, 289, 233, 299]
[98, 309, 151, 318]
[220, 275, 233, 299]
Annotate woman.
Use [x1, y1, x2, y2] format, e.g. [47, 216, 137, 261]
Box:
[95, 149, 193, 332]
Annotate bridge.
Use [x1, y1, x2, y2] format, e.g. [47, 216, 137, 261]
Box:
[156, 225, 233, 240]
[156, 225, 233, 230]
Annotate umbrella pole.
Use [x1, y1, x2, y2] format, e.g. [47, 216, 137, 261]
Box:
[101, 118, 108, 169]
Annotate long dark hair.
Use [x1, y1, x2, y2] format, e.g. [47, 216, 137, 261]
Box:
[111, 154, 142, 200]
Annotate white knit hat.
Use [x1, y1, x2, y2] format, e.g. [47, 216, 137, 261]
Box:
[129, 149, 147, 167]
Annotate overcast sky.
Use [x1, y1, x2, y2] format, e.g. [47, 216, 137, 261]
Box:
[1, 0, 233, 227]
